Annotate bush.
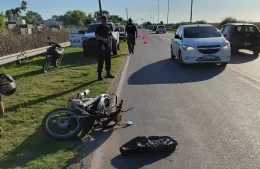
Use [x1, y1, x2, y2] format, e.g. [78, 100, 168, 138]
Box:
[0, 30, 69, 57]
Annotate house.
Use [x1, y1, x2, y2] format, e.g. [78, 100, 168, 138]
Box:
[38, 19, 64, 29]
[5, 15, 26, 30]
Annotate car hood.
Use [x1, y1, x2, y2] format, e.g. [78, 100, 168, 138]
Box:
[83, 32, 117, 40]
[183, 37, 228, 47]
[83, 32, 96, 38]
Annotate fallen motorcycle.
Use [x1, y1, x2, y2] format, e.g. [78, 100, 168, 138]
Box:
[42, 89, 133, 140]
[42, 37, 65, 73]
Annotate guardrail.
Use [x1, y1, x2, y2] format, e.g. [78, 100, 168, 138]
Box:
[0, 42, 70, 66]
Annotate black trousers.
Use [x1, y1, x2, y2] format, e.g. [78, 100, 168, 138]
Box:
[97, 49, 111, 74]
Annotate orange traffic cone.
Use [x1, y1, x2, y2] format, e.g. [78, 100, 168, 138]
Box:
[143, 36, 147, 44]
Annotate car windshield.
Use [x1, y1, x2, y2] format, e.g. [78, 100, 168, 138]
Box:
[86, 23, 113, 33]
[87, 24, 99, 33]
[158, 26, 165, 29]
[118, 27, 125, 32]
[236, 25, 259, 33]
[184, 26, 222, 38]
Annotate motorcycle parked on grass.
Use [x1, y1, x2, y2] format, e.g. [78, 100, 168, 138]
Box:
[42, 37, 65, 73]
[42, 89, 133, 140]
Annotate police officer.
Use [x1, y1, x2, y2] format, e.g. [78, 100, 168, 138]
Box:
[95, 15, 114, 81]
[125, 18, 138, 54]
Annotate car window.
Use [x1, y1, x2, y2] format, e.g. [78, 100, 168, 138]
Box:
[236, 25, 259, 33]
[70, 25, 85, 34]
[184, 26, 222, 38]
[158, 26, 165, 28]
[118, 27, 125, 32]
[107, 23, 114, 31]
[222, 25, 232, 33]
[219, 26, 225, 33]
[87, 24, 99, 33]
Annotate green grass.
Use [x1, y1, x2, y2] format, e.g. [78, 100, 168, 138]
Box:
[167, 30, 176, 34]
[0, 42, 127, 169]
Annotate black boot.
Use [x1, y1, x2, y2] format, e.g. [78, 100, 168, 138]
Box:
[106, 71, 114, 78]
[98, 73, 103, 81]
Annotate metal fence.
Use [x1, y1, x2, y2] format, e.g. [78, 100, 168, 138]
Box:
[0, 42, 70, 66]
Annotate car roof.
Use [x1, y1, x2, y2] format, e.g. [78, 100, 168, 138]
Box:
[181, 24, 213, 28]
[223, 23, 257, 26]
[89, 22, 114, 25]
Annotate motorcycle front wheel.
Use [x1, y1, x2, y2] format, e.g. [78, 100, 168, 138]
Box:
[55, 54, 63, 68]
[42, 108, 83, 140]
[42, 57, 52, 73]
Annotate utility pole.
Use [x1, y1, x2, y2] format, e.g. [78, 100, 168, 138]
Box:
[126, 8, 129, 20]
[153, 7, 155, 24]
[98, 0, 102, 18]
[167, 0, 169, 24]
[157, 0, 159, 24]
[190, 0, 193, 24]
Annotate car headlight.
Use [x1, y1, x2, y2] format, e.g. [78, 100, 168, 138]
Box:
[223, 44, 230, 50]
[182, 45, 195, 51]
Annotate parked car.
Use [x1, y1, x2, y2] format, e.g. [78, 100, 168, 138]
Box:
[117, 26, 126, 40]
[171, 24, 231, 66]
[69, 21, 120, 56]
[152, 25, 157, 31]
[219, 23, 260, 55]
[156, 25, 166, 34]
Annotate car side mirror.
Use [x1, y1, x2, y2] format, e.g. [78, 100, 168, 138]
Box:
[174, 34, 181, 39]
[222, 33, 227, 37]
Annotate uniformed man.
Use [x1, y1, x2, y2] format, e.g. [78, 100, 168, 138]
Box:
[95, 15, 114, 81]
[125, 18, 138, 54]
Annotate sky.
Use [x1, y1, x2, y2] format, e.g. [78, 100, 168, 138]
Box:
[1, 0, 260, 24]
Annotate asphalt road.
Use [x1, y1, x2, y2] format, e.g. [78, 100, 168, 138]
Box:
[84, 29, 260, 169]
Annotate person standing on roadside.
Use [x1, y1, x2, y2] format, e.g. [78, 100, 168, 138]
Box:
[95, 15, 114, 81]
[125, 18, 138, 54]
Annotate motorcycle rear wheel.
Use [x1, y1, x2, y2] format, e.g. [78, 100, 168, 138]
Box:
[42, 108, 83, 140]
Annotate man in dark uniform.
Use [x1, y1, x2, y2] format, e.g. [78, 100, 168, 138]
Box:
[95, 15, 114, 81]
[125, 18, 138, 54]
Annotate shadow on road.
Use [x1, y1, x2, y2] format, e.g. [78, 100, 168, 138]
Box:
[128, 58, 225, 85]
[229, 51, 258, 64]
[111, 151, 174, 169]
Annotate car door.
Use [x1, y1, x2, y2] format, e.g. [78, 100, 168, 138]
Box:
[172, 27, 180, 56]
[69, 25, 86, 47]
[173, 27, 182, 56]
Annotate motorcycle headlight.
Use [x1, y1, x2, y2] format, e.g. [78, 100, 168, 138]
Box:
[182, 45, 195, 52]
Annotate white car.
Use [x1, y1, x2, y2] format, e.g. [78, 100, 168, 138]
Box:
[171, 24, 231, 66]
[156, 25, 166, 34]
[69, 21, 120, 56]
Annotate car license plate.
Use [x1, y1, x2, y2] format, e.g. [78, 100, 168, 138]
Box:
[203, 55, 216, 60]
[244, 42, 251, 46]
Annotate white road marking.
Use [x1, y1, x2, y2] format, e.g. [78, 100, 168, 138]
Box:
[89, 54, 131, 169]
[238, 76, 260, 91]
